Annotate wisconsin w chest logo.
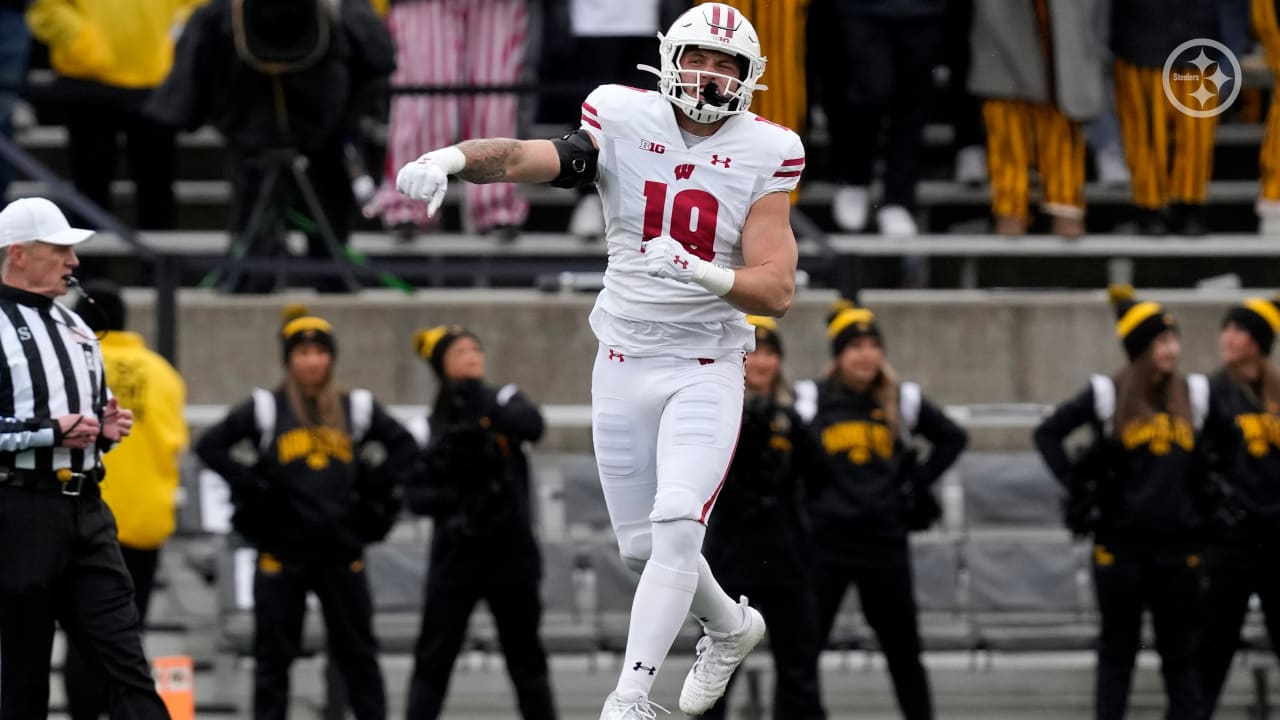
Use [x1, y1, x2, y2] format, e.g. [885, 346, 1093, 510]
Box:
[674, 164, 695, 180]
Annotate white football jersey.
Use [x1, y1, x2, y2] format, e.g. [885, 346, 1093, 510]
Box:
[578, 83, 805, 357]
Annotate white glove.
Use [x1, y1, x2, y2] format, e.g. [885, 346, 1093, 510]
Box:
[644, 235, 700, 283]
[643, 235, 736, 296]
[395, 146, 466, 217]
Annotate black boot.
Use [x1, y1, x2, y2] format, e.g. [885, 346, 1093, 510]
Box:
[1135, 207, 1168, 236]
[1170, 203, 1208, 236]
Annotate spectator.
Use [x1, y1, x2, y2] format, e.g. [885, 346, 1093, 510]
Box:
[24, 0, 197, 229]
[1086, 0, 1132, 189]
[969, 0, 1104, 237]
[1196, 296, 1280, 715]
[941, 0, 988, 187]
[404, 324, 557, 719]
[811, 0, 945, 236]
[195, 305, 417, 720]
[63, 280, 188, 720]
[700, 316, 828, 720]
[370, 0, 530, 240]
[1033, 285, 1208, 720]
[1110, 0, 1220, 235]
[541, 0, 660, 240]
[147, 0, 395, 292]
[799, 302, 968, 720]
[0, 0, 31, 200]
[1252, 0, 1280, 234]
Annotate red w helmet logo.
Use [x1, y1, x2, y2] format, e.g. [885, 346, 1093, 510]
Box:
[708, 4, 737, 39]
[674, 164, 695, 180]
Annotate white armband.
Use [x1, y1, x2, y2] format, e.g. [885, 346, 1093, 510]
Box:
[692, 262, 735, 297]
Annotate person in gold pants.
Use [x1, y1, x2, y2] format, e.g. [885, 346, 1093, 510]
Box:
[1253, 0, 1280, 234]
[1111, 0, 1220, 235]
[969, 0, 1102, 238]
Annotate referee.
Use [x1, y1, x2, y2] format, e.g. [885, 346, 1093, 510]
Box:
[0, 198, 169, 718]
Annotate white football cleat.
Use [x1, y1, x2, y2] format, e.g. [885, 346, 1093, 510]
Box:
[832, 185, 870, 232]
[599, 691, 669, 719]
[679, 597, 766, 715]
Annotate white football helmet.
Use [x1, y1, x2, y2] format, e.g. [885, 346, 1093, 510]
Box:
[638, 3, 767, 124]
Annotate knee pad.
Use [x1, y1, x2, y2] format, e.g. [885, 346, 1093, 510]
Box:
[649, 487, 704, 524]
[615, 522, 652, 574]
[650, 518, 706, 574]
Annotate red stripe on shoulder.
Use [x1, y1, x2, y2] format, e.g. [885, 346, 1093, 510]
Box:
[581, 115, 602, 129]
[773, 170, 802, 178]
[780, 157, 805, 166]
[582, 101, 598, 116]
[753, 116, 793, 131]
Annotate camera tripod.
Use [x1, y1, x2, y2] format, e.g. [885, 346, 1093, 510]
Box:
[205, 147, 361, 293]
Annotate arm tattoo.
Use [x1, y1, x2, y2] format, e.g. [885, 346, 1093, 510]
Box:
[457, 139, 520, 183]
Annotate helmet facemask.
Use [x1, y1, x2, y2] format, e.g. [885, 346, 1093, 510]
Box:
[638, 4, 767, 125]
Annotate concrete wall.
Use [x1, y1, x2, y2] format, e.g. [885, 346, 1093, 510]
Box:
[120, 288, 1245, 403]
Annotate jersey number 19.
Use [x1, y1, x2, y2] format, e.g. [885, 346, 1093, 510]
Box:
[642, 180, 719, 261]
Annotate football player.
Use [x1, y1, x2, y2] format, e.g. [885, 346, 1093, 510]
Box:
[396, 5, 803, 717]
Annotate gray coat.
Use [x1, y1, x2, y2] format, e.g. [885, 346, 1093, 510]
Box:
[968, 0, 1104, 121]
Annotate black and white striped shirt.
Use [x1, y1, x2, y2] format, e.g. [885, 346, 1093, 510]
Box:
[0, 284, 111, 473]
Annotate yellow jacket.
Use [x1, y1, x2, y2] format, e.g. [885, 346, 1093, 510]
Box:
[98, 332, 189, 549]
[26, 0, 206, 88]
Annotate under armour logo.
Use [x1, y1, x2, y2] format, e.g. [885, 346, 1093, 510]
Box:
[633, 661, 656, 675]
[672, 255, 689, 270]
[674, 163, 695, 180]
[608, 349, 625, 362]
[711, 154, 731, 168]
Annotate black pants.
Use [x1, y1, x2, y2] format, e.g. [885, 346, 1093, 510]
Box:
[253, 553, 385, 720]
[1196, 542, 1280, 718]
[0, 486, 168, 720]
[813, 4, 943, 209]
[64, 546, 160, 720]
[226, 144, 354, 293]
[813, 543, 933, 720]
[1092, 541, 1205, 720]
[59, 80, 176, 230]
[406, 578, 556, 720]
[700, 581, 827, 720]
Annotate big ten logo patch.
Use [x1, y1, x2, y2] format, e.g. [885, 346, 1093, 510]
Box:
[821, 420, 893, 465]
[1234, 413, 1280, 458]
[106, 359, 148, 422]
[640, 139, 666, 154]
[277, 427, 353, 470]
[1119, 414, 1194, 455]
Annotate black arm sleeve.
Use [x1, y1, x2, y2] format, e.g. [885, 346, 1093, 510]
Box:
[787, 407, 831, 501]
[194, 398, 261, 495]
[913, 397, 968, 487]
[364, 401, 418, 492]
[549, 129, 599, 189]
[1032, 385, 1098, 486]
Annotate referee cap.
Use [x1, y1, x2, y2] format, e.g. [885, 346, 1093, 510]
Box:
[0, 198, 94, 247]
